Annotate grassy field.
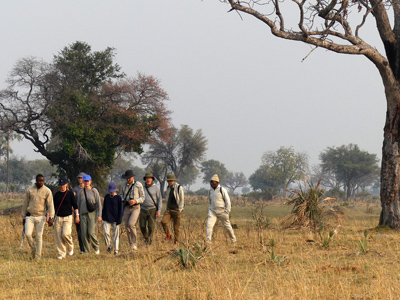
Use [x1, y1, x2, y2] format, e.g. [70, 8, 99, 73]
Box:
[0, 195, 399, 299]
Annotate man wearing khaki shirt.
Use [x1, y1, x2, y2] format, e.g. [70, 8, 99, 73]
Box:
[21, 174, 55, 259]
[120, 170, 145, 251]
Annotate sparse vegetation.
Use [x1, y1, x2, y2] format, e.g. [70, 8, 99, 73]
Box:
[1, 193, 400, 299]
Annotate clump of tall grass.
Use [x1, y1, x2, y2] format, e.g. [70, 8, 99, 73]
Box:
[168, 241, 210, 269]
[283, 180, 339, 230]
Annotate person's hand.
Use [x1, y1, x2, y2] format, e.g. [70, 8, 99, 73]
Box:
[97, 217, 102, 222]
[129, 199, 137, 206]
[156, 212, 161, 218]
[75, 215, 80, 224]
[48, 218, 54, 227]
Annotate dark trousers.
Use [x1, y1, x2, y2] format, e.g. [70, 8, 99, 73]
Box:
[75, 222, 85, 252]
[139, 208, 157, 242]
[161, 209, 181, 242]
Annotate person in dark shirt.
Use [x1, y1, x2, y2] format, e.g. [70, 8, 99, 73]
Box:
[102, 183, 123, 255]
[53, 177, 79, 259]
[161, 174, 184, 247]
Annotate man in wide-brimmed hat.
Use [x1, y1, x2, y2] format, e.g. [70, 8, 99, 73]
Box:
[120, 169, 145, 251]
[206, 174, 236, 245]
[161, 174, 184, 246]
[139, 173, 162, 246]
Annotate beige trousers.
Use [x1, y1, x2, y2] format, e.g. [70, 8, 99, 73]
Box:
[54, 215, 74, 257]
[206, 209, 236, 243]
[123, 205, 140, 249]
[24, 215, 46, 258]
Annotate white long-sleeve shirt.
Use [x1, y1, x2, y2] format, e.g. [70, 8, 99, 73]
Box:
[208, 184, 231, 213]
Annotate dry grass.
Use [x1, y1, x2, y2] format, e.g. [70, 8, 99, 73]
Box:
[1, 196, 400, 299]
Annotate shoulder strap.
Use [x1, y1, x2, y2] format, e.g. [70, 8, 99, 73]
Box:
[123, 183, 135, 202]
[220, 186, 226, 203]
[56, 191, 69, 216]
[145, 186, 158, 210]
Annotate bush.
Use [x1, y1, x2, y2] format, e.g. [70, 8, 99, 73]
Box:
[283, 180, 338, 229]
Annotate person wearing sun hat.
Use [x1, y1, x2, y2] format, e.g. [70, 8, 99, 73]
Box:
[120, 169, 145, 251]
[161, 174, 184, 246]
[53, 177, 79, 259]
[102, 182, 124, 255]
[206, 174, 236, 245]
[76, 174, 102, 254]
[139, 173, 162, 246]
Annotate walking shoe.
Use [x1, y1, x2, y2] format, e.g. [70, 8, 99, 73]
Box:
[107, 247, 112, 254]
[95, 249, 100, 255]
[114, 251, 119, 256]
[67, 250, 74, 256]
[80, 250, 85, 254]
[57, 255, 63, 260]
[132, 245, 138, 251]
[164, 234, 171, 242]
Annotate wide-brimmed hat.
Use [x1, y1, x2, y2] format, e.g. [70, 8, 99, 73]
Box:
[83, 174, 92, 181]
[166, 174, 177, 181]
[77, 172, 86, 178]
[108, 182, 117, 193]
[122, 170, 135, 179]
[143, 172, 155, 181]
[59, 178, 68, 186]
[210, 174, 220, 183]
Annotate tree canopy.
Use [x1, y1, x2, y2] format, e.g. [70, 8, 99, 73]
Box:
[219, 0, 400, 227]
[200, 159, 228, 184]
[0, 41, 170, 184]
[141, 124, 207, 193]
[319, 144, 380, 199]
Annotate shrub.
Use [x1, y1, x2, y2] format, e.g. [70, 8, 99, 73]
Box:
[283, 180, 337, 229]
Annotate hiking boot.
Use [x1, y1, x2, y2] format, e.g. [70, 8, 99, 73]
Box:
[164, 234, 171, 242]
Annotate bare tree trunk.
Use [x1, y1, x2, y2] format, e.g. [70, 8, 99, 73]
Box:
[379, 108, 400, 227]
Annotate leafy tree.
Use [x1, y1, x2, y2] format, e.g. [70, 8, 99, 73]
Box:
[0, 42, 170, 185]
[200, 159, 228, 184]
[178, 166, 200, 190]
[141, 124, 207, 194]
[319, 144, 380, 199]
[0, 158, 57, 192]
[218, 1, 400, 227]
[249, 165, 281, 196]
[225, 171, 248, 194]
[262, 146, 309, 194]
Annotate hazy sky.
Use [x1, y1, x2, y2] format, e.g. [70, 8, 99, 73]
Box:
[1, 1, 386, 188]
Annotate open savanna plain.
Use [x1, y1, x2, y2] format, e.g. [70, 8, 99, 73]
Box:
[0, 194, 400, 299]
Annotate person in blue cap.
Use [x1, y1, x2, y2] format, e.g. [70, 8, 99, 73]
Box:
[102, 182, 123, 255]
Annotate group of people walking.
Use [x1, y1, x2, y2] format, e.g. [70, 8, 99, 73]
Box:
[21, 170, 237, 260]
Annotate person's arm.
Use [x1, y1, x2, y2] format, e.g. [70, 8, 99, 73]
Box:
[21, 190, 30, 223]
[136, 183, 145, 204]
[223, 188, 231, 213]
[117, 195, 124, 225]
[71, 192, 79, 224]
[156, 187, 162, 217]
[178, 185, 184, 212]
[94, 189, 102, 221]
[46, 189, 55, 219]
